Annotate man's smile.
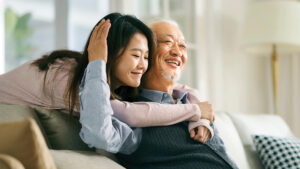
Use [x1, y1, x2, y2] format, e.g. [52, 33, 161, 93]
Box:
[165, 58, 181, 68]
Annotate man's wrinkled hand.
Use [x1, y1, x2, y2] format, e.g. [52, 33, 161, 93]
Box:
[190, 126, 211, 143]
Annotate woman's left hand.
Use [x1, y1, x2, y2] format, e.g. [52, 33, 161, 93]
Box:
[88, 19, 111, 63]
[190, 125, 211, 143]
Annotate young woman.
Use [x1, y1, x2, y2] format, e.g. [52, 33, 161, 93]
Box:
[0, 13, 213, 152]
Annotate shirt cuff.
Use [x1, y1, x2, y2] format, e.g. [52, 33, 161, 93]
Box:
[188, 119, 214, 138]
[85, 60, 107, 81]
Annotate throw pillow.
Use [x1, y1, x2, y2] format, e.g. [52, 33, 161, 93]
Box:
[33, 106, 93, 151]
[252, 135, 300, 169]
[0, 118, 57, 169]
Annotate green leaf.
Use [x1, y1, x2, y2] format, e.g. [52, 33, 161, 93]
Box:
[4, 7, 18, 35]
[15, 13, 32, 31]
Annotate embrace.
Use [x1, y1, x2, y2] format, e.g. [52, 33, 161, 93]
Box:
[0, 12, 238, 169]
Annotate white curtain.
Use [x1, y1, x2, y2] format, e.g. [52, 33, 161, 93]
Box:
[0, 0, 4, 74]
[278, 54, 300, 137]
[200, 0, 300, 137]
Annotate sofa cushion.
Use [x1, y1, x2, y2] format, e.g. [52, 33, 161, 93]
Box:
[51, 150, 124, 169]
[214, 112, 250, 169]
[0, 104, 50, 147]
[252, 135, 300, 169]
[0, 118, 57, 169]
[33, 106, 93, 151]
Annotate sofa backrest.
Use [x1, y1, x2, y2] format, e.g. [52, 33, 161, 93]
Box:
[214, 111, 251, 169]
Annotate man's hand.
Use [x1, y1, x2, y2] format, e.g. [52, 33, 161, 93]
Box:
[197, 102, 214, 123]
[88, 19, 111, 63]
[190, 126, 211, 143]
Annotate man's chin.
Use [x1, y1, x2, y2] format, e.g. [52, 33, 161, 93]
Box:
[161, 72, 181, 82]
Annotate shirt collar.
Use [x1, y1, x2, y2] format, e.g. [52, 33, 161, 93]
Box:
[139, 88, 188, 104]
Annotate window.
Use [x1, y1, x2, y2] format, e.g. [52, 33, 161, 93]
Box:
[68, 0, 109, 51]
[1, 0, 202, 90]
[3, 0, 55, 72]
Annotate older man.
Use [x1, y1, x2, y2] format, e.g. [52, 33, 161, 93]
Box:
[115, 21, 239, 169]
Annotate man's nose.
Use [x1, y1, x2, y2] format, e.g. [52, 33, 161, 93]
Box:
[170, 43, 182, 57]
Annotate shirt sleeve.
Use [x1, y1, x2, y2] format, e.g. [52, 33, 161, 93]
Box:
[111, 100, 201, 127]
[79, 60, 141, 155]
[188, 119, 215, 138]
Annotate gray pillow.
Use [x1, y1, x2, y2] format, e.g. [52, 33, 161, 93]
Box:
[33, 107, 93, 152]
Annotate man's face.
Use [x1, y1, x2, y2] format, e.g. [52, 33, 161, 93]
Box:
[151, 22, 187, 82]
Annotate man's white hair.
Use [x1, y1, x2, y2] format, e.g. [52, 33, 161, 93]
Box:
[147, 18, 180, 30]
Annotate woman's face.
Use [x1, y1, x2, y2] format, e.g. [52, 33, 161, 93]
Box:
[113, 33, 149, 88]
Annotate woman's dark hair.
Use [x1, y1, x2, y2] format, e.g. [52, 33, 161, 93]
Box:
[32, 13, 154, 116]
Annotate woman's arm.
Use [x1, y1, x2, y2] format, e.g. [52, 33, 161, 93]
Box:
[111, 100, 201, 127]
[79, 60, 141, 154]
[174, 83, 201, 103]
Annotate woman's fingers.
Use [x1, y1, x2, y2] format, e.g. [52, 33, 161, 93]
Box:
[98, 19, 110, 41]
[95, 19, 105, 39]
[190, 129, 196, 138]
[87, 19, 110, 63]
[102, 20, 111, 40]
[90, 20, 104, 42]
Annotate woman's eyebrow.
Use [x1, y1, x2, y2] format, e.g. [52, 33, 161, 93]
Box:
[129, 48, 142, 52]
[129, 48, 148, 53]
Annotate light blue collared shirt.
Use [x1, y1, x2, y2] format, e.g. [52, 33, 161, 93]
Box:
[139, 88, 188, 104]
[79, 60, 141, 154]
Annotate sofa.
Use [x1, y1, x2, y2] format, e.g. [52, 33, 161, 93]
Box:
[0, 104, 295, 169]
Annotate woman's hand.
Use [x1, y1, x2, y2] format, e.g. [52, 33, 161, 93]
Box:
[88, 19, 111, 63]
[190, 126, 211, 143]
[197, 102, 215, 123]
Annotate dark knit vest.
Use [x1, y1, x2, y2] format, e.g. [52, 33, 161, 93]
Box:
[116, 97, 239, 169]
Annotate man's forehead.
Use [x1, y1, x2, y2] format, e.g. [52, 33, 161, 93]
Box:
[151, 22, 185, 39]
[159, 33, 185, 43]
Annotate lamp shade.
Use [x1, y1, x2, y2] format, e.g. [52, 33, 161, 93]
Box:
[243, 1, 300, 55]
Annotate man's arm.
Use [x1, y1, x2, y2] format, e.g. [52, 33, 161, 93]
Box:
[79, 60, 141, 154]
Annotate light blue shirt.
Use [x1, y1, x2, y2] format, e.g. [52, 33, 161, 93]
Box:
[79, 60, 141, 154]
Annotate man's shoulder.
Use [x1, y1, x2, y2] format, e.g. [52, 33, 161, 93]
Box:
[134, 95, 153, 102]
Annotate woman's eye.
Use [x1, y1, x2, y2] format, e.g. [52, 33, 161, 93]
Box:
[133, 55, 140, 58]
[144, 56, 149, 60]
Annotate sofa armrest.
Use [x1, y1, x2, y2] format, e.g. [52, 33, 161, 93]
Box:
[0, 154, 25, 169]
[50, 150, 124, 169]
